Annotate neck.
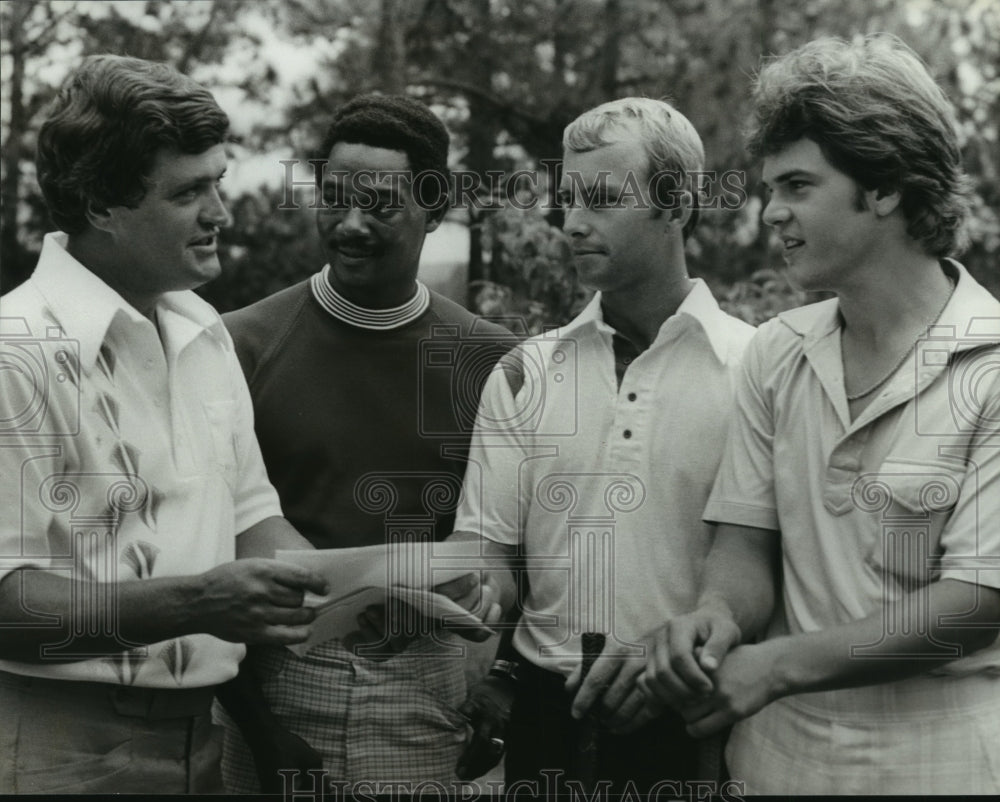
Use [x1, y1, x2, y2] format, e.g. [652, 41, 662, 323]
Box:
[837, 249, 950, 347]
[66, 232, 159, 321]
[325, 275, 419, 310]
[602, 272, 694, 351]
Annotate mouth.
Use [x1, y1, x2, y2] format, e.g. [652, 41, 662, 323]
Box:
[334, 242, 377, 260]
[573, 248, 606, 257]
[188, 233, 217, 252]
[780, 236, 804, 253]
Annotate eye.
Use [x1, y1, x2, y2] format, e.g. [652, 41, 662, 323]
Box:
[370, 197, 402, 218]
[592, 191, 616, 209]
[788, 179, 809, 191]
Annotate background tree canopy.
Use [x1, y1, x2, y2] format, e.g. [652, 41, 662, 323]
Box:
[2, 0, 997, 331]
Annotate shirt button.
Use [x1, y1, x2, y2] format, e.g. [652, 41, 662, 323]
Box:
[627, 393, 637, 402]
[623, 429, 632, 439]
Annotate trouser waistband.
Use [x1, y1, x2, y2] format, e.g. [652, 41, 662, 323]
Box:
[0, 669, 216, 720]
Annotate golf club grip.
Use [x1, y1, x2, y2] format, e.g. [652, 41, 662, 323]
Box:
[575, 632, 606, 789]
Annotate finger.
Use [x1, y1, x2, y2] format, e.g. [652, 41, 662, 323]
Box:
[609, 696, 661, 735]
[268, 584, 307, 608]
[678, 698, 716, 724]
[270, 563, 329, 596]
[698, 624, 740, 672]
[687, 708, 736, 739]
[565, 663, 582, 694]
[645, 635, 705, 704]
[667, 626, 715, 695]
[254, 624, 314, 646]
[259, 605, 315, 626]
[569, 652, 618, 720]
[434, 572, 479, 603]
[603, 685, 647, 732]
[482, 601, 503, 627]
[596, 658, 643, 717]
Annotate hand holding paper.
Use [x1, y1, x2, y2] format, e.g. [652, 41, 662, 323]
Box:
[276, 540, 499, 656]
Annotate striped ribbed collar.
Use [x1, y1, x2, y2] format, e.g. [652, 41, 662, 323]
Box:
[310, 264, 430, 330]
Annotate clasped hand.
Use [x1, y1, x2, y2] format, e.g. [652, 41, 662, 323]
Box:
[638, 608, 782, 737]
[565, 635, 666, 735]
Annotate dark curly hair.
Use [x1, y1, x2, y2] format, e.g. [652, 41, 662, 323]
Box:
[745, 34, 973, 257]
[317, 94, 451, 211]
[36, 54, 229, 234]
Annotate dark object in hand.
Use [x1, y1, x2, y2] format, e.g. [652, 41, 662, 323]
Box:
[455, 660, 518, 780]
[575, 632, 606, 788]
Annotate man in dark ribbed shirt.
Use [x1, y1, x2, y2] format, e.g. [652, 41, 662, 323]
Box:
[217, 95, 512, 793]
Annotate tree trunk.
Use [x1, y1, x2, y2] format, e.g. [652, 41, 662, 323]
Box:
[463, 0, 495, 307]
[374, 0, 406, 94]
[1, 1, 30, 291]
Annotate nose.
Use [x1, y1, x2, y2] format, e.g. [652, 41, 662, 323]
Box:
[338, 206, 369, 236]
[201, 184, 232, 229]
[761, 194, 789, 228]
[562, 206, 591, 238]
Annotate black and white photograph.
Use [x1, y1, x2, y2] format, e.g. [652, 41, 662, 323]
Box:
[1, 0, 998, 797]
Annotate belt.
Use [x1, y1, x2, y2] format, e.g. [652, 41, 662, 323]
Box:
[0, 670, 217, 721]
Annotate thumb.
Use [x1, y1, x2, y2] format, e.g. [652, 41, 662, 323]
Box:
[564, 662, 582, 693]
[698, 625, 739, 672]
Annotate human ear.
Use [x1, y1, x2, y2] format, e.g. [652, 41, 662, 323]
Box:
[871, 187, 901, 217]
[664, 189, 694, 231]
[424, 202, 448, 233]
[84, 199, 116, 234]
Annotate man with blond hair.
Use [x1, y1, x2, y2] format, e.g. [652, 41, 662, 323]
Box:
[452, 97, 754, 794]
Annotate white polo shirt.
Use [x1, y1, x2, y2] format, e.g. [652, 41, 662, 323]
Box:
[454, 281, 755, 676]
[0, 233, 282, 687]
[704, 259, 1000, 674]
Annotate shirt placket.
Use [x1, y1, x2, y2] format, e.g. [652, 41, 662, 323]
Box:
[609, 332, 645, 469]
[807, 327, 947, 516]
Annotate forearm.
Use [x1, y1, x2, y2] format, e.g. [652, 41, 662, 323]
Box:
[237, 515, 314, 558]
[446, 530, 518, 614]
[698, 523, 781, 640]
[769, 579, 1000, 697]
[0, 568, 202, 661]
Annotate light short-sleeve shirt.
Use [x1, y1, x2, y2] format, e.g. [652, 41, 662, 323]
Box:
[454, 281, 755, 676]
[704, 259, 1000, 674]
[0, 233, 282, 687]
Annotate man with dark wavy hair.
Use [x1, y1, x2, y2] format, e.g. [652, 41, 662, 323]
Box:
[643, 34, 1000, 794]
[0, 55, 326, 794]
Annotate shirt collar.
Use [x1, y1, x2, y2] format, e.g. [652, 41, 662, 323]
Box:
[564, 279, 741, 364]
[30, 232, 226, 370]
[310, 264, 430, 330]
[776, 259, 1000, 354]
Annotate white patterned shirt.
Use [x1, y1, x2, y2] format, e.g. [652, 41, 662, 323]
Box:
[0, 232, 281, 687]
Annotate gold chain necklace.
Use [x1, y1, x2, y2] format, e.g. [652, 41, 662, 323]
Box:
[845, 279, 955, 402]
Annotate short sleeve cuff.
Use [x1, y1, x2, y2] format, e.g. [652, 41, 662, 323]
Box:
[234, 486, 283, 535]
[939, 567, 1000, 593]
[703, 499, 779, 532]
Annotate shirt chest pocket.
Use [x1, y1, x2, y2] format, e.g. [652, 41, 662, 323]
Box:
[200, 399, 239, 485]
[853, 458, 966, 584]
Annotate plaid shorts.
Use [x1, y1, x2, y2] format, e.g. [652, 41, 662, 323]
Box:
[219, 636, 469, 792]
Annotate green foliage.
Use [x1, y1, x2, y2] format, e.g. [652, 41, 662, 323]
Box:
[472, 205, 590, 335]
[197, 187, 321, 313]
[3, 0, 997, 317]
[716, 268, 815, 326]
